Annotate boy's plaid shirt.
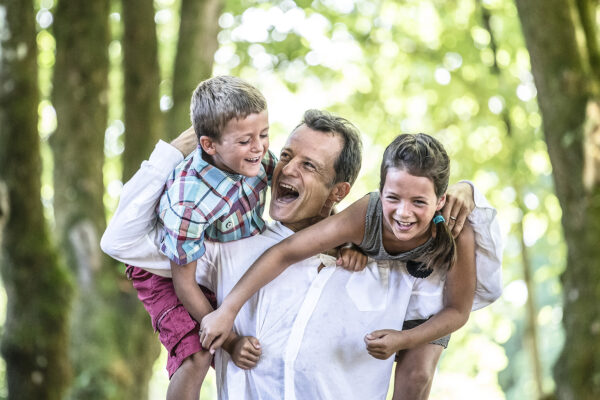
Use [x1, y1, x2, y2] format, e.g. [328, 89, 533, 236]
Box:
[158, 147, 277, 265]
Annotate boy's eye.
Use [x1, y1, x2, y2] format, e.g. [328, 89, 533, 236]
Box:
[260, 133, 269, 138]
[239, 139, 251, 145]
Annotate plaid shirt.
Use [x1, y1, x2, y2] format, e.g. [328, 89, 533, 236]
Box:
[158, 146, 277, 265]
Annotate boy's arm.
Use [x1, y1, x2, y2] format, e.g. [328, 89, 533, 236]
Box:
[365, 224, 476, 358]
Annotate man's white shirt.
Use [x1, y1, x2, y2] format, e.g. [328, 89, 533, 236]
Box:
[101, 140, 504, 399]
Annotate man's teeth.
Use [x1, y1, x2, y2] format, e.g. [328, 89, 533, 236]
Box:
[280, 183, 297, 192]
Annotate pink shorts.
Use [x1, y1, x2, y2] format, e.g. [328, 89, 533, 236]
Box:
[126, 265, 217, 378]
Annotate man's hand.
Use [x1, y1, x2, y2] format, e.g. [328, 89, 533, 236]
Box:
[364, 329, 406, 360]
[228, 336, 262, 370]
[200, 306, 236, 353]
[442, 182, 474, 238]
[170, 126, 198, 157]
[336, 245, 368, 271]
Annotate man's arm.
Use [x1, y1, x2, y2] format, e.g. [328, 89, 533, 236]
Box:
[442, 181, 503, 308]
[100, 128, 197, 269]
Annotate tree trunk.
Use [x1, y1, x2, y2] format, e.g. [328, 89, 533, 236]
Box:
[515, 1, 600, 399]
[122, 0, 164, 181]
[0, 0, 73, 398]
[120, 0, 163, 397]
[166, 0, 224, 139]
[52, 1, 133, 399]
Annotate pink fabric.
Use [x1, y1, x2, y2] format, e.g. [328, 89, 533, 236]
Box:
[126, 265, 217, 377]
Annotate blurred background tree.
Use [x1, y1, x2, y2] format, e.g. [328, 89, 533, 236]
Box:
[0, 0, 597, 399]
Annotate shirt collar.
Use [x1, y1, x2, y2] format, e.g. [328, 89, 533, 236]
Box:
[192, 145, 243, 182]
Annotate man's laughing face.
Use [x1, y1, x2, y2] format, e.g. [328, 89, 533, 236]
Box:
[269, 125, 343, 232]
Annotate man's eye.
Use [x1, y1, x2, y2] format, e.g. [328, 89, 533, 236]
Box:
[304, 162, 315, 169]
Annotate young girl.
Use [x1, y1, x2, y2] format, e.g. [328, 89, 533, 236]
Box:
[199, 133, 477, 358]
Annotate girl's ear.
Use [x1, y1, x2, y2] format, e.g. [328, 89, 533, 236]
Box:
[436, 194, 447, 211]
[199, 136, 217, 155]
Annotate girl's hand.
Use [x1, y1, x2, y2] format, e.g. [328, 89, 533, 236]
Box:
[364, 329, 405, 360]
[199, 307, 236, 353]
[443, 182, 475, 237]
[336, 245, 368, 271]
[229, 336, 262, 370]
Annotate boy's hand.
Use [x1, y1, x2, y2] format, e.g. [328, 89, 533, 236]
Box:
[443, 182, 475, 238]
[200, 307, 236, 353]
[170, 126, 198, 157]
[229, 336, 262, 370]
[364, 329, 405, 360]
[336, 245, 368, 271]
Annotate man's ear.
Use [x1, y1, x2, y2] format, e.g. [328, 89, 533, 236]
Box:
[436, 194, 447, 211]
[199, 136, 217, 155]
[329, 181, 351, 204]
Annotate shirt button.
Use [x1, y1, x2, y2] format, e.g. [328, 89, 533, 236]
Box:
[226, 221, 233, 229]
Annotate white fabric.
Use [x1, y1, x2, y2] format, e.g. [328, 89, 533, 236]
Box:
[101, 140, 505, 399]
[196, 223, 417, 400]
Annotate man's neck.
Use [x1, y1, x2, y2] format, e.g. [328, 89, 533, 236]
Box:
[282, 215, 327, 233]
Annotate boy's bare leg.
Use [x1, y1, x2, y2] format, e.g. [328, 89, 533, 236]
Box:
[392, 343, 443, 400]
[167, 350, 212, 400]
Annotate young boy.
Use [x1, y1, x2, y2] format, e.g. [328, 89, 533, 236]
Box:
[122, 76, 274, 399]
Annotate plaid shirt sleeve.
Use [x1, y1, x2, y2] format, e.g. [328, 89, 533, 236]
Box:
[262, 149, 278, 186]
[158, 177, 229, 265]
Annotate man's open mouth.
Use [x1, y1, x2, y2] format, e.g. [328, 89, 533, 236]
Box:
[276, 182, 299, 203]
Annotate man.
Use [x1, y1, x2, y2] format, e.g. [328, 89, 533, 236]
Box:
[102, 109, 502, 399]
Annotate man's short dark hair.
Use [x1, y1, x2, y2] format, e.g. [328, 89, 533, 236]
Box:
[298, 109, 362, 186]
[190, 76, 267, 141]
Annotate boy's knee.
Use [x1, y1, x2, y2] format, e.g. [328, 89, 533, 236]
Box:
[187, 351, 212, 370]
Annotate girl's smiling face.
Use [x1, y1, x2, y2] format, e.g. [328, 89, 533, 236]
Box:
[380, 167, 446, 251]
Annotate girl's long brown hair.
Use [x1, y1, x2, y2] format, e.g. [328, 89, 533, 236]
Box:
[380, 133, 456, 273]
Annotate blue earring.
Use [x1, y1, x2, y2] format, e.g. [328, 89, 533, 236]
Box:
[432, 215, 445, 224]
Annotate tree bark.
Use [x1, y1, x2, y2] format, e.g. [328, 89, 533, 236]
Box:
[0, 0, 73, 398]
[515, 1, 600, 399]
[51, 1, 132, 399]
[120, 0, 163, 397]
[122, 0, 164, 181]
[166, 0, 224, 139]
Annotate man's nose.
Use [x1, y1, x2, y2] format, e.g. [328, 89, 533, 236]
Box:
[281, 158, 300, 177]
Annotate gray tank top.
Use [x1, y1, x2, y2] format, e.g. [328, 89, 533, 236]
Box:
[359, 192, 433, 261]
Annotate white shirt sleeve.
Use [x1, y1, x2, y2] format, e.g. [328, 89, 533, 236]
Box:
[100, 140, 182, 271]
[462, 180, 504, 310]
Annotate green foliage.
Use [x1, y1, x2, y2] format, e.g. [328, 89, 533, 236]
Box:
[0, 0, 574, 397]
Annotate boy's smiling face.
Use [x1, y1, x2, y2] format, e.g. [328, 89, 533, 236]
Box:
[201, 110, 270, 177]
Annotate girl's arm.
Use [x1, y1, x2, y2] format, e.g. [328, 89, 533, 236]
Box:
[199, 196, 369, 352]
[365, 223, 476, 358]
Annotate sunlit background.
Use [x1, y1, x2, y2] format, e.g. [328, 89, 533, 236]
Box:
[2, 0, 565, 398]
